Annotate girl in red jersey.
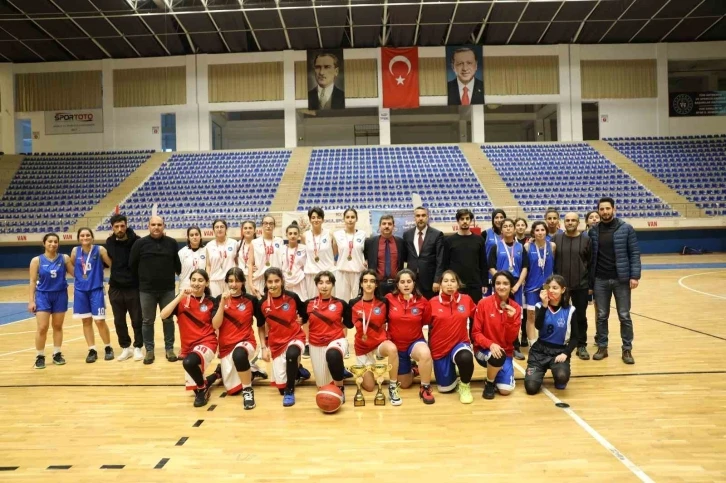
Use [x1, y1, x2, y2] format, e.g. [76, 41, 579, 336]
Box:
[385, 269, 435, 405]
[346, 269, 402, 405]
[472, 270, 522, 400]
[212, 267, 262, 410]
[304, 271, 352, 399]
[428, 270, 477, 404]
[257, 268, 311, 407]
[160, 269, 218, 408]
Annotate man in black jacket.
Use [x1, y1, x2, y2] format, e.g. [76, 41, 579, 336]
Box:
[364, 215, 406, 296]
[105, 214, 143, 362]
[130, 215, 181, 365]
[403, 207, 444, 299]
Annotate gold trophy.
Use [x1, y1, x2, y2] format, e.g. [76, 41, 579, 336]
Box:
[349, 364, 371, 407]
[372, 363, 392, 406]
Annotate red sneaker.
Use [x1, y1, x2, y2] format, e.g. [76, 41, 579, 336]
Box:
[419, 384, 435, 405]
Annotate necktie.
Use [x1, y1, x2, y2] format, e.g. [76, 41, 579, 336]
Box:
[418, 231, 424, 255]
[462, 86, 470, 106]
[384, 238, 391, 278]
[318, 89, 326, 107]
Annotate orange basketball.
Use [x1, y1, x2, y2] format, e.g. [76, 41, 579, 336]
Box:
[315, 384, 344, 414]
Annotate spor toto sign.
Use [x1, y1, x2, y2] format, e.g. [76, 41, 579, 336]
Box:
[45, 108, 103, 135]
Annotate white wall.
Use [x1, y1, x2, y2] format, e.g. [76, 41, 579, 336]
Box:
[669, 116, 726, 136]
[16, 111, 104, 152]
[596, 99, 660, 138]
[223, 119, 285, 149]
[113, 106, 195, 152]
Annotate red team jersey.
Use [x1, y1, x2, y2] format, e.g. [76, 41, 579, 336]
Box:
[305, 297, 351, 346]
[173, 295, 218, 357]
[213, 293, 259, 358]
[428, 292, 477, 360]
[258, 290, 308, 358]
[385, 293, 432, 352]
[472, 294, 522, 357]
[346, 297, 388, 355]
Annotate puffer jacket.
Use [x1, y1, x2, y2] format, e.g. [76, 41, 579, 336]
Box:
[588, 218, 641, 287]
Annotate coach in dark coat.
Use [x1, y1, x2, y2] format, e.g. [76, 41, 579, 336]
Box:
[364, 214, 406, 296]
[403, 207, 444, 299]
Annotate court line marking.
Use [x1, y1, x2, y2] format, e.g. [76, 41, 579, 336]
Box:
[0, 323, 83, 336]
[677, 271, 726, 300]
[511, 361, 654, 483]
[0, 319, 116, 358]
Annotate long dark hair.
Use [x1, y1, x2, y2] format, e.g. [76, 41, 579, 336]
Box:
[492, 270, 515, 298]
[189, 269, 212, 298]
[543, 274, 570, 308]
[392, 268, 422, 297]
[263, 267, 285, 296]
[225, 267, 246, 292]
[356, 269, 380, 299]
[186, 225, 205, 250]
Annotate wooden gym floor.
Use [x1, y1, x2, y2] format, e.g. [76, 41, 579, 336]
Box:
[0, 254, 724, 482]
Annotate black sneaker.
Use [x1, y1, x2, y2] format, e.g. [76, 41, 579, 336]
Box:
[242, 387, 256, 410]
[52, 352, 66, 365]
[193, 385, 211, 407]
[520, 337, 529, 348]
[206, 364, 222, 387]
[86, 349, 98, 363]
[34, 355, 46, 369]
[483, 380, 496, 400]
[104, 346, 114, 361]
[251, 364, 268, 381]
[302, 344, 310, 359]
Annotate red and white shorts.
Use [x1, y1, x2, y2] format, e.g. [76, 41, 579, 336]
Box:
[220, 341, 257, 395]
[184, 344, 216, 391]
[271, 339, 306, 389]
[309, 338, 349, 388]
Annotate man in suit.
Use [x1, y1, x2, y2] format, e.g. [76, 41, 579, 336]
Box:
[308, 52, 345, 110]
[364, 214, 406, 297]
[447, 47, 484, 106]
[403, 207, 444, 299]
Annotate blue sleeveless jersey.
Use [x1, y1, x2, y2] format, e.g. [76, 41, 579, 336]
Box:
[524, 242, 554, 293]
[537, 304, 574, 347]
[485, 228, 499, 260]
[74, 245, 104, 291]
[37, 254, 68, 292]
[495, 239, 524, 278]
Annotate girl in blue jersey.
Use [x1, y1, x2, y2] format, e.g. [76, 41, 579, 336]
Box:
[522, 221, 556, 344]
[488, 218, 529, 309]
[524, 274, 578, 395]
[29, 233, 75, 369]
[71, 228, 114, 363]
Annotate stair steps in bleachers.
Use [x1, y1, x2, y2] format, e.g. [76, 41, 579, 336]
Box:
[269, 147, 313, 215]
[588, 141, 703, 218]
[458, 143, 524, 218]
[0, 155, 25, 199]
[72, 152, 172, 232]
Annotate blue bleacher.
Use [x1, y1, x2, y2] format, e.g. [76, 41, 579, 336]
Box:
[482, 143, 678, 219]
[296, 146, 492, 224]
[0, 153, 149, 233]
[103, 150, 291, 230]
[609, 138, 726, 217]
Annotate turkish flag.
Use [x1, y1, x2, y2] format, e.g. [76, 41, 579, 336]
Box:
[382, 47, 419, 109]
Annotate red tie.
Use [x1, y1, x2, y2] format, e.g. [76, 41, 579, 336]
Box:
[462, 86, 470, 106]
[418, 231, 424, 254]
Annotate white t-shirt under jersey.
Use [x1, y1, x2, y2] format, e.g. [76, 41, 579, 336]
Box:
[282, 243, 307, 286]
[250, 236, 284, 281]
[178, 245, 206, 289]
[205, 238, 238, 282]
[303, 229, 335, 274]
[333, 229, 366, 273]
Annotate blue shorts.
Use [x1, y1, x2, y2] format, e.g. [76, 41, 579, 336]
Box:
[433, 342, 473, 392]
[36, 290, 68, 314]
[474, 349, 516, 391]
[511, 288, 523, 308]
[398, 338, 427, 375]
[73, 287, 106, 320]
[524, 290, 540, 309]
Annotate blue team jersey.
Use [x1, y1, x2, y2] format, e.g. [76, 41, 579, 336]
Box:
[537, 303, 574, 346]
[74, 245, 104, 291]
[545, 229, 564, 242]
[524, 242, 554, 293]
[495, 239, 525, 278]
[485, 228, 499, 260]
[36, 254, 68, 292]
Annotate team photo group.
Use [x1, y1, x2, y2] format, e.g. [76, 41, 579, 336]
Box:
[28, 196, 641, 411]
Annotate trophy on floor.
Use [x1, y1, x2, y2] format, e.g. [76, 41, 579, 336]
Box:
[372, 363, 392, 406]
[349, 364, 371, 407]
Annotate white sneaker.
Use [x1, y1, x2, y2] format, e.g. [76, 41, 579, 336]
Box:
[133, 347, 144, 361]
[117, 347, 133, 361]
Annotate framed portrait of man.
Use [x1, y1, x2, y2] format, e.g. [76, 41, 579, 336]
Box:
[445, 45, 484, 106]
[307, 49, 345, 110]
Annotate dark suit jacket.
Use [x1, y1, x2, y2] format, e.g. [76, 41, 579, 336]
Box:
[364, 235, 406, 280]
[447, 78, 484, 105]
[403, 226, 444, 293]
[308, 86, 345, 110]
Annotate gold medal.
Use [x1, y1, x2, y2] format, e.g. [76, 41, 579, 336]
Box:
[347, 256, 352, 261]
[314, 256, 320, 262]
[82, 274, 87, 280]
[265, 262, 270, 267]
[361, 334, 367, 341]
[287, 271, 292, 276]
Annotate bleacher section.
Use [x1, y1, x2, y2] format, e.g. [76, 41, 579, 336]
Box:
[106, 150, 291, 230]
[1, 153, 149, 233]
[297, 146, 492, 223]
[609, 138, 726, 217]
[482, 143, 678, 220]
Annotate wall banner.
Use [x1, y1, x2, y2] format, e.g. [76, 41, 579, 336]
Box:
[45, 109, 104, 135]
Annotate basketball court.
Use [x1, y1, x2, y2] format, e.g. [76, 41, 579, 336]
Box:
[1, 254, 724, 482]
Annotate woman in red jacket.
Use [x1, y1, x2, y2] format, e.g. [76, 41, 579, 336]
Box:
[385, 269, 435, 404]
[472, 270, 522, 400]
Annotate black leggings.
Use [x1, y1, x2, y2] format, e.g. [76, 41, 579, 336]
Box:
[232, 346, 250, 372]
[325, 348, 345, 382]
[285, 345, 301, 391]
[182, 353, 204, 388]
[454, 350, 474, 384]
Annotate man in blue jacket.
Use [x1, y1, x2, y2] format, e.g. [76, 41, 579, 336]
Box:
[589, 197, 641, 364]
